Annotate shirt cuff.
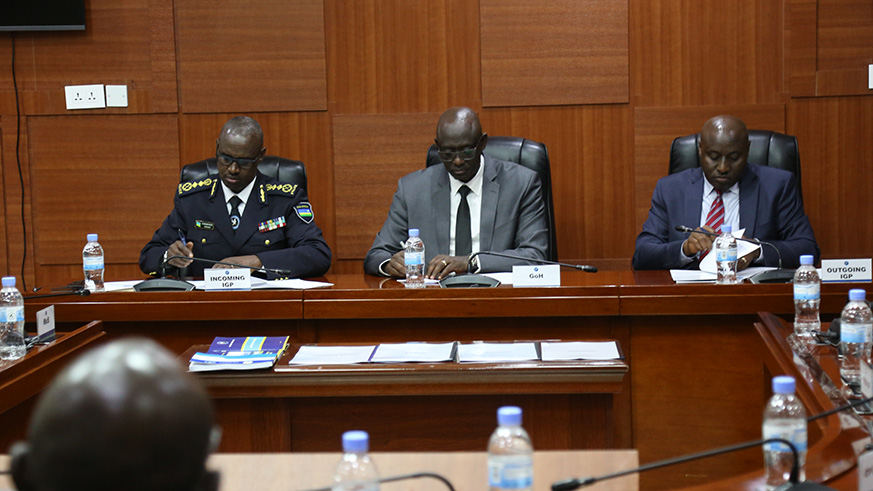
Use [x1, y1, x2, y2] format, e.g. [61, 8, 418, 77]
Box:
[378, 258, 391, 276]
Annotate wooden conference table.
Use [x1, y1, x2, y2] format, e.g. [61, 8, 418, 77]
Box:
[22, 270, 862, 490]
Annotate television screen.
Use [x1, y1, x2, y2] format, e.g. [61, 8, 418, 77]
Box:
[0, 1, 86, 32]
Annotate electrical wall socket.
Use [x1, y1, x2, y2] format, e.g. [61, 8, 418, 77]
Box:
[65, 84, 106, 110]
[869, 64, 873, 90]
[105, 84, 128, 107]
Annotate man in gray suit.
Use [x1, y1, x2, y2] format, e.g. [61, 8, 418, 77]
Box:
[364, 107, 549, 279]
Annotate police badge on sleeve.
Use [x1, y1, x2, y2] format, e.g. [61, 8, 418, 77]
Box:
[294, 203, 314, 224]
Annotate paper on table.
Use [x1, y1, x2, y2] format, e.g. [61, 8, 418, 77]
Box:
[397, 278, 440, 285]
[457, 342, 538, 363]
[370, 342, 455, 363]
[251, 277, 333, 289]
[103, 280, 143, 292]
[699, 228, 760, 274]
[287, 345, 376, 365]
[670, 266, 776, 283]
[541, 341, 621, 361]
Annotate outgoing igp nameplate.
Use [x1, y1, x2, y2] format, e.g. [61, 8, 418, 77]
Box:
[512, 264, 560, 287]
[821, 258, 872, 283]
[204, 269, 252, 291]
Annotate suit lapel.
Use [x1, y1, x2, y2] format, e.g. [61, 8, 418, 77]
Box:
[683, 169, 705, 229]
[738, 167, 759, 235]
[433, 170, 451, 255]
[479, 156, 499, 251]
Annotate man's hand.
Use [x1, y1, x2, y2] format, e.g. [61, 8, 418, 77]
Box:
[426, 254, 468, 280]
[167, 240, 194, 268]
[682, 226, 716, 257]
[383, 251, 407, 278]
[211, 255, 263, 270]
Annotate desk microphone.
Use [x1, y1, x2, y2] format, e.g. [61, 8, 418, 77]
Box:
[674, 225, 795, 283]
[437, 251, 597, 288]
[298, 472, 455, 491]
[26, 283, 91, 299]
[134, 255, 294, 291]
[466, 251, 597, 274]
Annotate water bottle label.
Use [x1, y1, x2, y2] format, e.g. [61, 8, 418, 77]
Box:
[84, 257, 104, 270]
[763, 424, 808, 452]
[404, 252, 423, 266]
[488, 459, 533, 489]
[716, 248, 737, 262]
[793, 283, 820, 300]
[841, 323, 869, 344]
[4, 306, 23, 323]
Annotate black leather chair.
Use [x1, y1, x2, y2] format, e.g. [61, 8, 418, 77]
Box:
[179, 155, 308, 192]
[669, 129, 802, 202]
[426, 136, 557, 261]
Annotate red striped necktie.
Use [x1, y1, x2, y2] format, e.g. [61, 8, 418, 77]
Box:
[699, 190, 724, 260]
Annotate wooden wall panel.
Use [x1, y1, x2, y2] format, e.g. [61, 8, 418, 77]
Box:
[0, 120, 6, 278]
[630, 0, 785, 106]
[482, 106, 635, 264]
[178, 113, 336, 252]
[176, 0, 327, 113]
[27, 115, 180, 284]
[786, 0, 818, 96]
[480, 0, 628, 107]
[788, 97, 873, 258]
[324, 0, 480, 114]
[333, 113, 438, 259]
[633, 105, 786, 231]
[0, 0, 177, 115]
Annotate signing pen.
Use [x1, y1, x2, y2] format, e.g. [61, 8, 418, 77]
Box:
[178, 229, 187, 244]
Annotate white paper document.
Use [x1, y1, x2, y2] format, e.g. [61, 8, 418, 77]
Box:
[184, 277, 333, 290]
[698, 228, 760, 273]
[103, 280, 142, 292]
[670, 266, 774, 283]
[287, 345, 377, 365]
[457, 342, 539, 363]
[370, 342, 456, 363]
[541, 341, 621, 361]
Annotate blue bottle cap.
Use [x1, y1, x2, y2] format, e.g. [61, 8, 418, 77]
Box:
[1, 276, 15, 288]
[342, 430, 369, 452]
[497, 406, 522, 426]
[799, 255, 814, 265]
[721, 225, 732, 233]
[87, 233, 98, 242]
[408, 229, 420, 237]
[772, 375, 796, 394]
[849, 289, 866, 302]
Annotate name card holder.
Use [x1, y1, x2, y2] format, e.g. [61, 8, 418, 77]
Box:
[512, 264, 560, 287]
[204, 269, 252, 291]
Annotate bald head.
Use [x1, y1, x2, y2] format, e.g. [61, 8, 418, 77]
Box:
[11, 338, 218, 491]
[698, 115, 750, 191]
[435, 107, 487, 183]
[220, 116, 263, 148]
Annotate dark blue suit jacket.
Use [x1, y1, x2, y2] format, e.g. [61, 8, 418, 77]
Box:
[633, 164, 819, 270]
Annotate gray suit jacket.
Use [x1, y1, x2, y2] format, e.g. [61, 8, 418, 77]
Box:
[364, 155, 549, 275]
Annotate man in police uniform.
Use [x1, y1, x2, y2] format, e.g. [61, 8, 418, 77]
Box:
[139, 116, 331, 279]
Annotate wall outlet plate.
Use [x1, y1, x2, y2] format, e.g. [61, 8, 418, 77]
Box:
[869, 64, 873, 90]
[105, 84, 128, 107]
[65, 84, 106, 110]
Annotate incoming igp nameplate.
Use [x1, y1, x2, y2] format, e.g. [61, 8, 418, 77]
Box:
[204, 269, 252, 291]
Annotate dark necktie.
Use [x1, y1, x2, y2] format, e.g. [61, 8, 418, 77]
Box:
[229, 196, 243, 234]
[456, 185, 472, 256]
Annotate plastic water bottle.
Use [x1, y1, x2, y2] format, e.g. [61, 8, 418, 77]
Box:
[715, 224, 738, 284]
[404, 229, 425, 289]
[83, 233, 105, 292]
[488, 406, 533, 491]
[0, 276, 26, 361]
[793, 254, 820, 342]
[762, 376, 807, 489]
[839, 289, 873, 388]
[332, 430, 379, 491]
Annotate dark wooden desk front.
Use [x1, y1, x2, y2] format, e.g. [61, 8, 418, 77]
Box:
[22, 271, 861, 490]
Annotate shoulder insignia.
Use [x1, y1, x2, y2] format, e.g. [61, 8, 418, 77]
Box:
[264, 183, 298, 197]
[178, 178, 215, 196]
[294, 202, 314, 224]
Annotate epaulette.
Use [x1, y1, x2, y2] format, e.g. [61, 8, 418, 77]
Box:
[258, 183, 298, 204]
[178, 177, 217, 197]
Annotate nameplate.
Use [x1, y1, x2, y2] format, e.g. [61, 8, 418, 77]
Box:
[204, 269, 252, 291]
[821, 258, 872, 283]
[862, 359, 873, 400]
[36, 305, 56, 343]
[859, 445, 873, 491]
[512, 264, 560, 287]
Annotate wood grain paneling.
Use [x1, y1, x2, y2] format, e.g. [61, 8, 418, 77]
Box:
[482, 105, 635, 262]
[324, 0, 481, 114]
[0, 0, 177, 115]
[27, 115, 179, 284]
[333, 113, 438, 259]
[480, 0, 628, 107]
[788, 96, 873, 258]
[176, 0, 327, 113]
[0, 120, 7, 278]
[630, 0, 785, 107]
[786, 0, 819, 96]
[633, 105, 786, 231]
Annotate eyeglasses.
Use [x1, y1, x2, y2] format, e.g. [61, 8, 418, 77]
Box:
[435, 134, 485, 163]
[216, 152, 260, 170]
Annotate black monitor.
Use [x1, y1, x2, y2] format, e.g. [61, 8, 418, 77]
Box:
[0, 1, 86, 32]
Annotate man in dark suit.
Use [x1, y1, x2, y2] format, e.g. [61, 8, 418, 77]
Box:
[140, 116, 331, 279]
[365, 107, 549, 279]
[633, 115, 819, 270]
[9, 338, 220, 491]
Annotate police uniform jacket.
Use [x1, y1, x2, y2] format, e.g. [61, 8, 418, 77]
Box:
[140, 172, 331, 279]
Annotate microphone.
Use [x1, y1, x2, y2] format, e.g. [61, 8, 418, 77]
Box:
[26, 282, 91, 299]
[297, 472, 456, 491]
[674, 225, 795, 284]
[162, 255, 293, 277]
[466, 251, 597, 274]
[437, 251, 597, 288]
